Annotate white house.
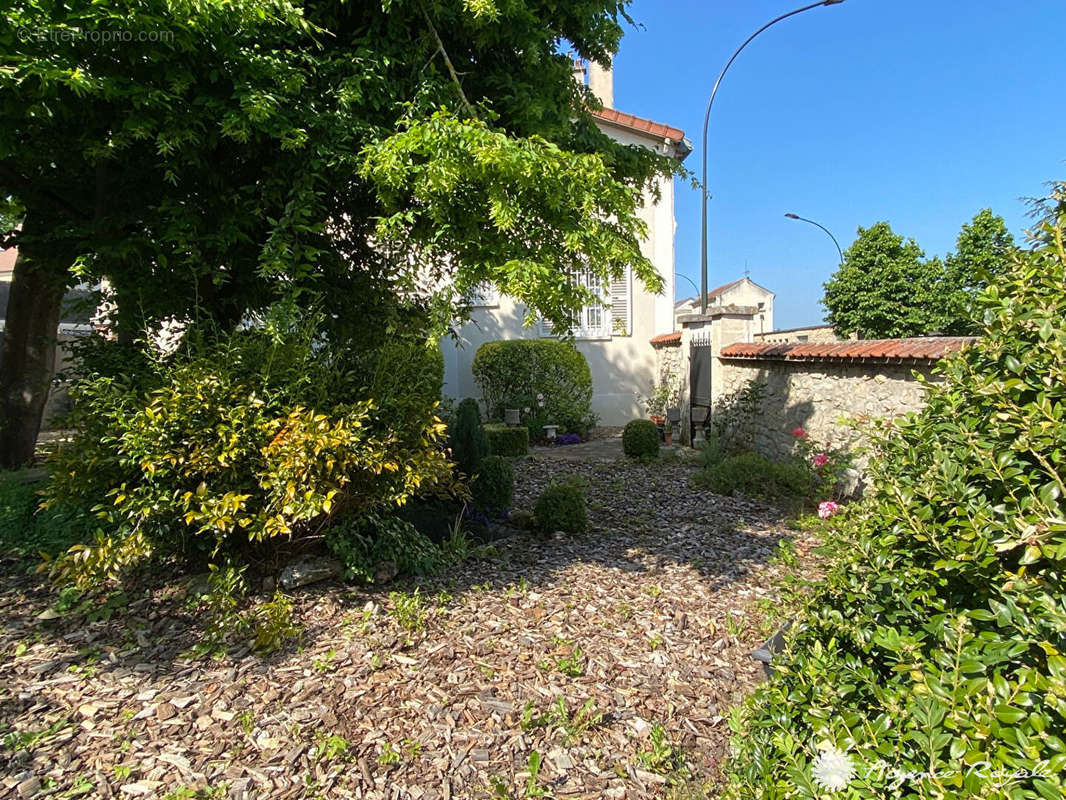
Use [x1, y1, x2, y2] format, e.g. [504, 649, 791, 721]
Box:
[440, 62, 691, 425]
[674, 277, 775, 334]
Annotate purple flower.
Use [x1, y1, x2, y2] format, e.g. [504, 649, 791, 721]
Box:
[818, 501, 840, 519]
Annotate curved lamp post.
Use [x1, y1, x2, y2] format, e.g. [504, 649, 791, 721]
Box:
[785, 212, 844, 265]
[675, 271, 701, 299]
[700, 0, 846, 315]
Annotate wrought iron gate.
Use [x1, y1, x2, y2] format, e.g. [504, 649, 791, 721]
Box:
[689, 332, 713, 441]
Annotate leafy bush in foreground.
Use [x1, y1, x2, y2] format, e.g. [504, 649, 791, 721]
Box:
[725, 199, 1066, 799]
[622, 419, 660, 460]
[43, 316, 453, 587]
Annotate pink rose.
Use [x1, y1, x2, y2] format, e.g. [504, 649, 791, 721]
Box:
[818, 501, 840, 519]
[792, 427, 808, 438]
[812, 453, 829, 468]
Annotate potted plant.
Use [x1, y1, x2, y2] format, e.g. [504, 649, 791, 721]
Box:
[663, 418, 673, 446]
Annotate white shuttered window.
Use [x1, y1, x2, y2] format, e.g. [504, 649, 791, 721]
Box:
[539, 267, 631, 339]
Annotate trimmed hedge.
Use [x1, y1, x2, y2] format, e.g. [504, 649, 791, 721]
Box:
[472, 455, 514, 514]
[484, 423, 529, 457]
[472, 339, 596, 438]
[533, 479, 587, 534]
[622, 419, 660, 460]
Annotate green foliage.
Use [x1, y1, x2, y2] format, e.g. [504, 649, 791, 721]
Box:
[638, 724, 687, 778]
[726, 201, 1066, 799]
[0, 469, 83, 559]
[43, 319, 452, 587]
[533, 479, 587, 534]
[452, 398, 489, 477]
[704, 380, 766, 459]
[823, 211, 1017, 338]
[388, 589, 427, 632]
[472, 340, 596, 439]
[622, 419, 660, 460]
[472, 456, 514, 515]
[693, 452, 814, 505]
[327, 513, 441, 583]
[484, 424, 530, 457]
[250, 591, 301, 656]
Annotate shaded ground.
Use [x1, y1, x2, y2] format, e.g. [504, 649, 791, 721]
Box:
[0, 456, 819, 799]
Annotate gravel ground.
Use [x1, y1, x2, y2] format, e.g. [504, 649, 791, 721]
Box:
[0, 456, 819, 799]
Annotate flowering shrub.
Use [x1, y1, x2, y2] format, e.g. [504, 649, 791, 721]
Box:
[817, 500, 840, 519]
[725, 199, 1066, 799]
[791, 426, 851, 500]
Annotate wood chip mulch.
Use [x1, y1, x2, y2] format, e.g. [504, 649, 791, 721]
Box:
[1, 456, 820, 799]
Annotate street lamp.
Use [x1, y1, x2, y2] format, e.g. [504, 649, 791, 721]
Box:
[785, 212, 844, 265]
[700, 0, 846, 315]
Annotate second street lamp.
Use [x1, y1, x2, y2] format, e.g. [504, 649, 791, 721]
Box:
[785, 212, 844, 265]
[699, 0, 846, 315]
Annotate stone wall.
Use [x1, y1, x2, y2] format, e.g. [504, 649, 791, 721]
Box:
[717, 357, 938, 468]
[754, 324, 845, 345]
[652, 339, 682, 389]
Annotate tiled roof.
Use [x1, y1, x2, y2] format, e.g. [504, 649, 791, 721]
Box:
[721, 337, 977, 363]
[591, 108, 685, 142]
[650, 331, 682, 346]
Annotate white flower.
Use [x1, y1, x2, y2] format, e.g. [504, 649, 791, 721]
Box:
[811, 746, 856, 792]
[536, 393, 544, 401]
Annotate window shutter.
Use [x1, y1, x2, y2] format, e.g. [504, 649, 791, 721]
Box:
[610, 268, 632, 336]
[466, 282, 498, 307]
[539, 315, 556, 337]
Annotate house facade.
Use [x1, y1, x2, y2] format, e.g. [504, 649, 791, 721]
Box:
[674, 277, 774, 334]
[440, 62, 690, 426]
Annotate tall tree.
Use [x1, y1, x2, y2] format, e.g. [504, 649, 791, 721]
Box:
[938, 208, 1017, 334]
[1, 0, 679, 466]
[822, 222, 942, 339]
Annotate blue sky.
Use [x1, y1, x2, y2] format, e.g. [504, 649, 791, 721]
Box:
[612, 0, 1066, 329]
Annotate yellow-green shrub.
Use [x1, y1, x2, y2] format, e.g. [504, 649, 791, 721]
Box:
[44, 318, 452, 587]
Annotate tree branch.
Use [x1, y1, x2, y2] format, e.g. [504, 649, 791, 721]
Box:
[0, 162, 89, 221]
[419, 2, 476, 117]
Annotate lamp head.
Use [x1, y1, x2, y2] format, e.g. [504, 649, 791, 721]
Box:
[784, 213, 800, 219]
[822, 0, 846, 4]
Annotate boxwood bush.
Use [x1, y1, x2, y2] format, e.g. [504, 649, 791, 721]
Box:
[484, 423, 529, 457]
[533, 478, 587, 534]
[471, 455, 514, 515]
[725, 198, 1066, 799]
[471, 339, 596, 438]
[622, 419, 660, 460]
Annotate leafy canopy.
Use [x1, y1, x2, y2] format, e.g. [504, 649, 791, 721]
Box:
[2, 0, 681, 336]
[822, 210, 1016, 339]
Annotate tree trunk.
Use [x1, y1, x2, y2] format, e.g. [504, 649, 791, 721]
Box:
[0, 237, 67, 468]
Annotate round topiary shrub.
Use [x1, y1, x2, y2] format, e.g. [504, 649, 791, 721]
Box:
[484, 423, 529, 457]
[533, 479, 587, 534]
[622, 419, 660, 460]
[472, 339, 596, 438]
[451, 398, 488, 476]
[472, 455, 514, 515]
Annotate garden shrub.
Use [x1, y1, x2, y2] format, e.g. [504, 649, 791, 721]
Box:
[725, 197, 1066, 799]
[484, 423, 529, 457]
[472, 339, 596, 438]
[451, 398, 488, 477]
[325, 512, 441, 582]
[471, 455, 514, 515]
[693, 451, 814, 505]
[0, 470, 96, 560]
[622, 419, 660, 460]
[43, 314, 454, 588]
[533, 478, 587, 534]
[705, 379, 766, 457]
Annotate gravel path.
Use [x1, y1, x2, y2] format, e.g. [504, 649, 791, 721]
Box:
[0, 456, 818, 799]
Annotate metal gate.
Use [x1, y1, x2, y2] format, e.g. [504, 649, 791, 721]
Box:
[689, 332, 713, 441]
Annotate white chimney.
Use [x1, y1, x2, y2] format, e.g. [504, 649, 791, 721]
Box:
[587, 60, 613, 109]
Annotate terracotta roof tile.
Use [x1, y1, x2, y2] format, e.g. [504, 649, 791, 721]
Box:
[650, 331, 682, 346]
[591, 108, 685, 143]
[720, 337, 976, 362]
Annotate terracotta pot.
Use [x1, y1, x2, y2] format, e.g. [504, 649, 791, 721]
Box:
[664, 430, 672, 446]
[650, 415, 665, 425]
